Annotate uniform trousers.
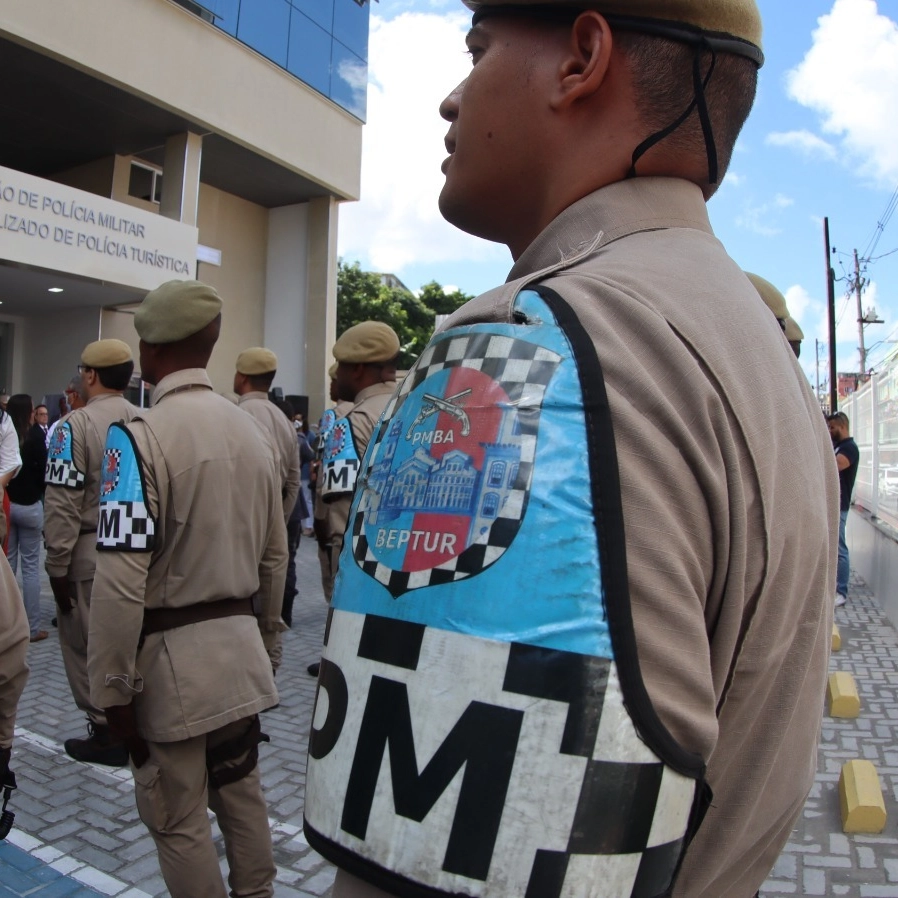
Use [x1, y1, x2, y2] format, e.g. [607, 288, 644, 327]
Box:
[317, 535, 343, 604]
[133, 716, 275, 898]
[57, 578, 107, 725]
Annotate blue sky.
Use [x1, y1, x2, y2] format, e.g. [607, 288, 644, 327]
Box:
[338, 0, 898, 392]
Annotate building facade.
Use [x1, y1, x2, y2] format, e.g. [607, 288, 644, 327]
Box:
[0, 0, 370, 418]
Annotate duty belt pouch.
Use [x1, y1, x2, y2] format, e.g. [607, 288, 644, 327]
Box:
[206, 716, 270, 790]
[304, 287, 708, 898]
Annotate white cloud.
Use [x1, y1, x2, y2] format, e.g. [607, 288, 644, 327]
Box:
[338, 12, 507, 273]
[735, 194, 795, 236]
[765, 130, 838, 161]
[786, 0, 898, 185]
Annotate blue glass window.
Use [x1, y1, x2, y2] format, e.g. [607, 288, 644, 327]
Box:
[287, 12, 332, 98]
[333, 0, 369, 59]
[237, 0, 291, 68]
[196, 0, 369, 120]
[331, 40, 368, 120]
[206, 0, 240, 35]
[292, 0, 334, 31]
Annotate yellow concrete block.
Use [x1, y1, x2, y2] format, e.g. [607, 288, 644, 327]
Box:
[828, 671, 861, 718]
[839, 760, 887, 833]
[832, 623, 841, 652]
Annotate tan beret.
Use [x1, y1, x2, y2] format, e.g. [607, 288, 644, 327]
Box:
[236, 347, 278, 376]
[464, 0, 763, 62]
[784, 316, 804, 342]
[328, 362, 339, 379]
[134, 280, 222, 344]
[745, 272, 789, 322]
[333, 321, 401, 364]
[81, 339, 132, 368]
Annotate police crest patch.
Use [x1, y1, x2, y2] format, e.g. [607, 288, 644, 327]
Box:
[45, 422, 86, 489]
[351, 331, 561, 597]
[96, 423, 155, 552]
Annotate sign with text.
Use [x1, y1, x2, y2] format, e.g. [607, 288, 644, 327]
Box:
[0, 165, 198, 291]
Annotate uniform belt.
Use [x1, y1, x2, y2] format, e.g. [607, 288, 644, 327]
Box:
[141, 598, 255, 636]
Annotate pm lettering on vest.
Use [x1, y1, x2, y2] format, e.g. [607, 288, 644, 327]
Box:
[305, 611, 697, 897]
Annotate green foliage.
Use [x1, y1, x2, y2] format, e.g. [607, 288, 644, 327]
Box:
[337, 261, 473, 369]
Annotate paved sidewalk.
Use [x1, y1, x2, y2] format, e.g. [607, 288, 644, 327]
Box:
[2, 546, 896, 896]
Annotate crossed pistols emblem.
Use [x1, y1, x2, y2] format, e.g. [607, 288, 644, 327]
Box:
[405, 389, 472, 441]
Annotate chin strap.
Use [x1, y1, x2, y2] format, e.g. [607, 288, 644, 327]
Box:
[627, 40, 718, 185]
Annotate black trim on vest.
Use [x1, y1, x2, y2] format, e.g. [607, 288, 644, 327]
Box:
[306, 823, 470, 898]
[534, 285, 705, 779]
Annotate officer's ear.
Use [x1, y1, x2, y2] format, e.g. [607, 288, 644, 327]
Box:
[551, 11, 614, 111]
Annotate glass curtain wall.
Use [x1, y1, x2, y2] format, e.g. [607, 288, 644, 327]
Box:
[183, 0, 370, 120]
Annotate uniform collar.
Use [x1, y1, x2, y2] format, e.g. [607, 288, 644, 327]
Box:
[86, 391, 126, 406]
[355, 381, 396, 404]
[150, 368, 214, 406]
[507, 177, 712, 283]
[238, 391, 269, 405]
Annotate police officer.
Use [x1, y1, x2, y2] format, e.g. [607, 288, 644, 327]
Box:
[44, 339, 137, 766]
[304, 3, 837, 897]
[234, 347, 301, 525]
[308, 322, 399, 677]
[88, 280, 287, 898]
[746, 272, 804, 358]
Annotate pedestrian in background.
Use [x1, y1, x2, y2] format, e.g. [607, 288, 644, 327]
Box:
[5, 394, 47, 641]
[828, 411, 859, 607]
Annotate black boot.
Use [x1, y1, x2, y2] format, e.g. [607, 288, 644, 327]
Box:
[64, 721, 129, 767]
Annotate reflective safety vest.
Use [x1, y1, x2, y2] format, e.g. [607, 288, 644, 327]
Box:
[317, 407, 363, 502]
[304, 286, 709, 898]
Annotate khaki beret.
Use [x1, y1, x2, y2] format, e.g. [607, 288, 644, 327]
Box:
[464, 0, 763, 63]
[134, 280, 222, 344]
[328, 362, 339, 379]
[333, 321, 401, 364]
[784, 316, 804, 342]
[745, 272, 789, 322]
[236, 347, 278, 376]
[81, 339, 132, 368]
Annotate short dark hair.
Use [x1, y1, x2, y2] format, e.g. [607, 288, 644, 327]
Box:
[95, 360, 135, 392]
[828, 412, 850, 430]
[615, 31, 758, 193]
[247, 372, 276, 392]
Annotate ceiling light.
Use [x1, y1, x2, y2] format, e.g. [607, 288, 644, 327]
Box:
[48, 287, 64, 293]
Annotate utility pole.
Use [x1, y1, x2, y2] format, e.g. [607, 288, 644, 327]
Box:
[855, 249, 866, 376]
[815, 338, 821, 405]
[825, 218, 837, 413]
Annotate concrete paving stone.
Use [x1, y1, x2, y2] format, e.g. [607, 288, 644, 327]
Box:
[73, 847, 124, 874]
[859, 888, 898, 898]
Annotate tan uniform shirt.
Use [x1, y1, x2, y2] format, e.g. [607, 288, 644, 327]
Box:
[439, 177, 838, 898]
[44, 392, 138, 581]
[88, 369, 288, 742]
[315, 383, 396, 545]
[0, 550, 29, 748]
[238, 392, 301, 523]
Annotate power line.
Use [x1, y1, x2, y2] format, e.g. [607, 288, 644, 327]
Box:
[860, 184, 898, 263]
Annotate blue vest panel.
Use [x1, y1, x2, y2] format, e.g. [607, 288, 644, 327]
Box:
[304, 289, 705, 897]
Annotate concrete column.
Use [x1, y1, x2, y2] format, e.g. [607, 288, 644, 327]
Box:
[305, 196, 339, 425]
[159, 132, 203, 226]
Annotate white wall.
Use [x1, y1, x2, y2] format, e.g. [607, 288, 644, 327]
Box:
[264, 204, 310, 397]
[846, 508, 898, 630]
